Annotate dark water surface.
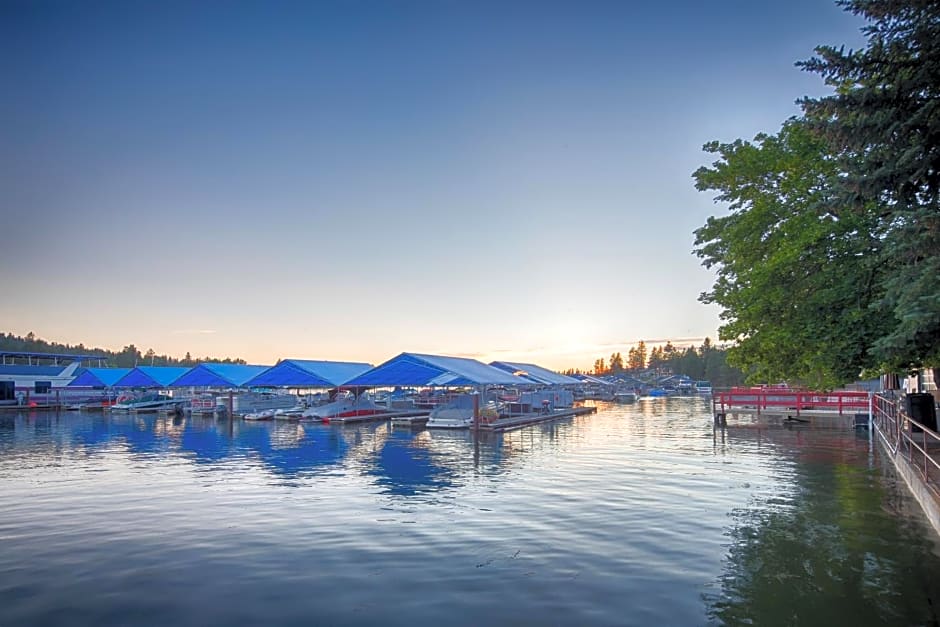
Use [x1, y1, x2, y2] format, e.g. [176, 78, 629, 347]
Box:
[2, 398, 939, 626]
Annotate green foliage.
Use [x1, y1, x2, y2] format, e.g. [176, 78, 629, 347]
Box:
[693, 1, 940, 387]
[0, 332, 245, 367]
[798, 0, 940, 371]
[694, 120, 891, 389]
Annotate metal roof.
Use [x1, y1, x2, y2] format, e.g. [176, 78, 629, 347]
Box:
[68, 368, 131, 387]
[344, 353, 526, 387]
[489, 361, 580, 386]
[0, 364, 69, 377]
[0, 351, 107, 363]
[574, 373, 615, 386]
[112, 366, 190, 388]
[246, 359, 374, 387]
[170, 364, 270, 388]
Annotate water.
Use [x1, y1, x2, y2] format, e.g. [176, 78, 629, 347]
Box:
[1, 397, 939, 626]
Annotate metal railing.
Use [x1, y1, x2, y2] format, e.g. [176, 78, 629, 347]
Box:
[872, 393, 940, 495]
[714, 387, 870, 417]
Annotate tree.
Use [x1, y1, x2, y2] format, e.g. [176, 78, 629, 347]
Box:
[627, 341, 647, 370]
[694, 118, 892, 389]
[593, 358, 607, 375]
[609, 352, 624, 373]
[798, 0, 940, 372]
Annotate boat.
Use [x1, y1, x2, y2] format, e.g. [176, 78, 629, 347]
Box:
[300, 393, 385, 423]
[614, 390, 638, 403]
[187, 394, 221, 415]
[426, 395, 499, 429]
[227, 391, 298, 417]
[273, 406, 305, 420]
[110, 393, 181, 412]
[695, 381, 713, 395]
[244, 408, 277, 421]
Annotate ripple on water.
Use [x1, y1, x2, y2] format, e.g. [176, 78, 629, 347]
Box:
[1, 401, 940, 626]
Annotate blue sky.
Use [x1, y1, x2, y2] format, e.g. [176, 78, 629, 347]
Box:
[0, 1, 866, 370]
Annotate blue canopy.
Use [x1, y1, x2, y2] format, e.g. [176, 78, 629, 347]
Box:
[112, 366, 190, 388]
[170, 363, 269, 388]
[245, 359, 373, 387]
[344, 353, 526, 387]
[489, 361, 580, 386]
[68, 368, 131, 387]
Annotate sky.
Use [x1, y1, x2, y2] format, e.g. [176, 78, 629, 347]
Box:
[0, 0, 868, 371]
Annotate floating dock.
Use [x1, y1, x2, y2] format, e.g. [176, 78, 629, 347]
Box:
[481, 406, 596, 432]
[324, 409, 431, 425]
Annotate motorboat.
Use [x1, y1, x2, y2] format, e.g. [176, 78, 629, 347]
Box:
[244, 408, 277, 421]
[273, 406, 305, 420]
[695, 381, 713, 395]
[301, 393, 385, 423]
[426, 395, 499, 429]
[111, 393, 181, 412]
[614, 390, 638, 403]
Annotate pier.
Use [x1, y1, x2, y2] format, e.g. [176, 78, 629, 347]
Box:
[481, 405, 597, 432]
[713, 388, 869, 428]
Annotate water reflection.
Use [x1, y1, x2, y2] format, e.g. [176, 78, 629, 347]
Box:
[3, 402, 940, 626]
[705, 424, 940, 625]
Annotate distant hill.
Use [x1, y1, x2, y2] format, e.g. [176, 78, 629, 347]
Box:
[0, 331, 245, 368]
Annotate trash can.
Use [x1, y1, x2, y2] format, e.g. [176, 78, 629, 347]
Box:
[906, 393, 938, 432]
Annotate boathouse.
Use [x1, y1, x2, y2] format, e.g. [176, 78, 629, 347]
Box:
[245, 359, 373, 388]
[112, 366, 190, 388]
[170, 363, 270, 388]
[343, 352, 524, 387]
[68, 368, 131, 388]
[488, 361, 580, 386]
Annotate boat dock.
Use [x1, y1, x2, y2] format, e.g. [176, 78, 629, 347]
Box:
[713, 388, 869, 428]
[326, 409, 431, 425]
[481, 406, 597, 432]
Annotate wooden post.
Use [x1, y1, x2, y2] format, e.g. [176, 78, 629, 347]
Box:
[55, 389, 60, 409]
[473, 393, 480, 432]
[228, 391, 234, 420]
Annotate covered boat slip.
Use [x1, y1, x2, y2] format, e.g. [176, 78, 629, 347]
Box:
[344, 353, 589, 429]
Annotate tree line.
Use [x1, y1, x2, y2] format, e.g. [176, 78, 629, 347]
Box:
[564, 338, 746, 388]
[0, 331, 246, 368]
[693, 0, 940, 389]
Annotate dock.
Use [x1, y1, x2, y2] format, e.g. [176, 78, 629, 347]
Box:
[325, 409, 431, 425]
[713, 388, 869, 428]
[481, 406, 597, 432]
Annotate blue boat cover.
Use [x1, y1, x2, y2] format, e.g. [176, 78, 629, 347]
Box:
[170, 364, 269, 388]
[68, 368, 131, 387]
[344, 353, 527, 387]
[245, 359, 373, 387]
[112, 366, 190, 388]
[489, 361, 580, 386]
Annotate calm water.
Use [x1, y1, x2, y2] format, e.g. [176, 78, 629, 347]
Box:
[2, 398, 940, 626]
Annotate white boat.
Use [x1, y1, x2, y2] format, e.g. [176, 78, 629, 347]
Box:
[226, 392, 298, 416]
[695, 381, 713, 395]
[244, 408, 277, 421]
[301, 393, 385, 423]
[426, 395, 499, 429]
[111, 393, 181, 412]
[614, 391, 638, 403]
[273, 406, 305, 420]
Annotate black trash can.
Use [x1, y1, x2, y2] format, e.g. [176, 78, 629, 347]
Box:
[906, 393, 938, 432]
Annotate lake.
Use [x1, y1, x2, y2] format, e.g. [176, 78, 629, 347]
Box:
[1, 397, 939, 626]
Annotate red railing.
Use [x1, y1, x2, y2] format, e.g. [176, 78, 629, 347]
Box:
[714, 387, 870, 416]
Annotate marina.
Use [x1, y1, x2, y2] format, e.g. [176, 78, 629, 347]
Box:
[2, 397, 940, 626]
